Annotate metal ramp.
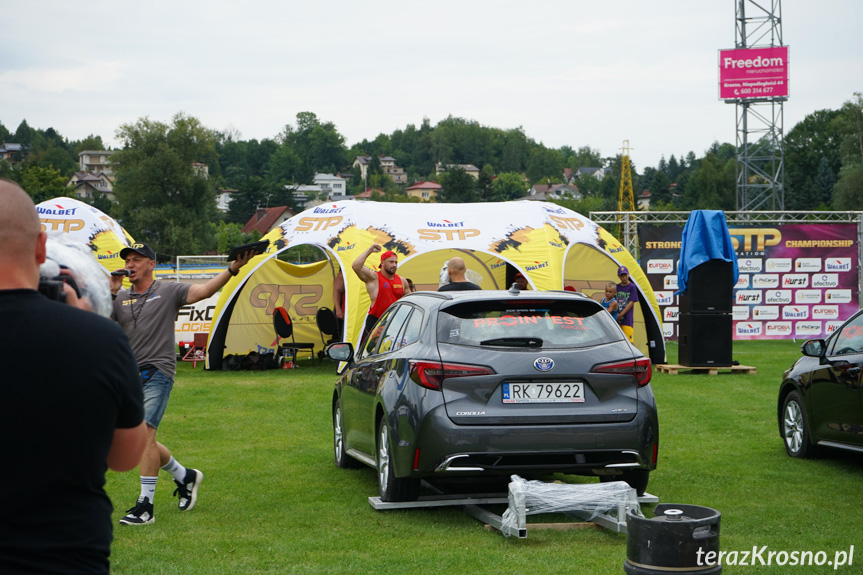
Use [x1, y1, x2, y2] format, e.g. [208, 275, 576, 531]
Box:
[369, 476, 658, 538]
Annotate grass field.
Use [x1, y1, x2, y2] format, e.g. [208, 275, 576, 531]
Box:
[106, 340, 863, 574]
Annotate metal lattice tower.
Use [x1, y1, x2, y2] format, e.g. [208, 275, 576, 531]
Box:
[618, 140, 635, 212]
[733, 0, 786, 212]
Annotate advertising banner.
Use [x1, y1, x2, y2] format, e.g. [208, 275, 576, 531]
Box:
[719, 45, 789, 100]
[641, 223, 858, 340]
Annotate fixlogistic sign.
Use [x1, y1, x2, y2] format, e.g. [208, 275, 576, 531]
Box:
[719, 46, 789, 100]
[640, 223, 857, 341]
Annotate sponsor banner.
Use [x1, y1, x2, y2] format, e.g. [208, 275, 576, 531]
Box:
[640, 223, 858, 340]
[655, 291, 675, 306]
[733, 306, 750, 321]
[646, 259, 674, 274]
[174, 294, 220, 346]
[719, 45, 789, 100]
[663, 306, 679, 322]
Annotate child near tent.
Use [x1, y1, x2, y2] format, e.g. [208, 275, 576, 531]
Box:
[600, 282, 619, 322]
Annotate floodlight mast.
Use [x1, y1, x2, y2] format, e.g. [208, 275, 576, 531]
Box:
[731, 0, 786, 213]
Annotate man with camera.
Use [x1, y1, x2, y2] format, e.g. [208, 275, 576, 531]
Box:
[0, 179, 146, 573]
[110, 241, 255, 525]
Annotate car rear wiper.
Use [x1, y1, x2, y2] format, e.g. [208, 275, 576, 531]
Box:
[479, 337, 543, 347]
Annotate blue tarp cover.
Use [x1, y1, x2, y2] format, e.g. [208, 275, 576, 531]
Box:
[675, 210, 739, 295]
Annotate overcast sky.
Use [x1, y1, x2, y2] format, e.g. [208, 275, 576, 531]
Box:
[2, 1, 861, 170]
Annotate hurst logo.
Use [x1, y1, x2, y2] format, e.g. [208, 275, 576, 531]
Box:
[736, 290, 762, 304]
[781, 274, 808, 287]
[663, 307, 679, 322]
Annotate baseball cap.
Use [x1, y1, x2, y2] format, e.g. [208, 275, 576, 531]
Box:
[120, 242, 156, 260]
[617, 266, 629, 276]
[380, 250, 397, 262]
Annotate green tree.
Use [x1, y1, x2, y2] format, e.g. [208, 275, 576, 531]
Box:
[784, 109, 842, 209]
[18, 165, 69, 203]
[112, 113, 221, 259]
[73, 135, 106, 155]
[526, 146, 564, 183]
[649, 170, 672, 206]
[832, 165, 863, 210]
[438, 166, 476, 203]
[491, 172, 527, 201]
[476, 165, 494, 202]
[214, 221, 257, 254]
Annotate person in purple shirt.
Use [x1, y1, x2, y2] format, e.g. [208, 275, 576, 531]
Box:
[615, 266, 639, 342]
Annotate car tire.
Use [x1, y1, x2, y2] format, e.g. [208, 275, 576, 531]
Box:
[601, 469, 649, 496]
[333, 399, 361, 469]
[376, 418, 420, 502]
[782, 391, 817, 458]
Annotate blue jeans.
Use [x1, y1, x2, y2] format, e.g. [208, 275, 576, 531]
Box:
[141, 368, 174, 429]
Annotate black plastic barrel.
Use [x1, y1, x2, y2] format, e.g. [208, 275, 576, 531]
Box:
[624, 503, 722, 575]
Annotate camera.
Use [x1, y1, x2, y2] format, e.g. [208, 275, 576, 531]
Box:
[38, 279, 67, 303]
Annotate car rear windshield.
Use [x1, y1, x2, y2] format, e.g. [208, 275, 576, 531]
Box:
[436, 298, 623, 349]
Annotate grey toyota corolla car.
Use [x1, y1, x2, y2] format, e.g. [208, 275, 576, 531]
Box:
[327, 288, 658, 502]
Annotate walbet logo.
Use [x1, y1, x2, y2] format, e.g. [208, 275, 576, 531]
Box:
[782, 307, 809, 319]
[825, 258, 851, 271]
[736, 323, 762, 335]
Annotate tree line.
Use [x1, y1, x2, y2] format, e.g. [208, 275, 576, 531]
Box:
[1, 92, 860, 260]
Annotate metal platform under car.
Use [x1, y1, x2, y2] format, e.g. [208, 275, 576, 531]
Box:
[369, 476, 658, 538]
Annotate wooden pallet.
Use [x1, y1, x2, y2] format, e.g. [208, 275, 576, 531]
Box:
[656, 363, 757, 375]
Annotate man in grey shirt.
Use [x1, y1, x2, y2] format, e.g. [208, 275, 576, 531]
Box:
[111, 242, 255, 525]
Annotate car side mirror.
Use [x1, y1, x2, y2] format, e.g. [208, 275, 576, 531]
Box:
[326, 342, 354, 363]
[801, 339, 826, 358]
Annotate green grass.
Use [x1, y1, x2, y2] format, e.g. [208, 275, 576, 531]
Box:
[106, 341, 863, 574]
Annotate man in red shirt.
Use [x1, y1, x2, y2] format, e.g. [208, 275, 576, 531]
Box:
[352, 245, 409, 344]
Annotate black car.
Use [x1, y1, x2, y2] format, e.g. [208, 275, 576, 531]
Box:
[326, 288, 658, 501]
[779, 309, 863, 458]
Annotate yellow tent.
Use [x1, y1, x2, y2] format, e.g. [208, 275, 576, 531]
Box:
[206, 200, 665, 368]
[35, 196, 135, 274]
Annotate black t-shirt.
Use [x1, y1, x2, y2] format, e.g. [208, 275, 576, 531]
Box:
[438, 281, 482, 291]
[0, 289, 143, 575]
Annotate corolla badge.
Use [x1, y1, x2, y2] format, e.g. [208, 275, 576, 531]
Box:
[534, 357, 554, 371]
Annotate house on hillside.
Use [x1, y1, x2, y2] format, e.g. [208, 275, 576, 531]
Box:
[217, 189, 235, 212]
[78, 150, 113, 175]
[66, 171, 116, 201]
[0, 143, 25, 164]
[405, 181, 442, 202]
[522, 183, 582, 202]
[435, 162, 480, 180]
[241, 206, 295, 236]
[575, 166, 606, 181]
[352, 155, 407, 185]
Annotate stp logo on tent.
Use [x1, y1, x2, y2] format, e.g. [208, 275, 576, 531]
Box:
[647, 259, 673, 274]
[825, 258, 851, 272]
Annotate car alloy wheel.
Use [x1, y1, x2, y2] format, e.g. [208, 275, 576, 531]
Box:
[333, 399, 360, 469]
[782, 391, 816, 458]
[376, 419, 419, 502]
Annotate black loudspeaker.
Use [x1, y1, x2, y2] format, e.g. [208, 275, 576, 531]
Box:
[679, 259, 734, 314]
[678, 313, 732, 367]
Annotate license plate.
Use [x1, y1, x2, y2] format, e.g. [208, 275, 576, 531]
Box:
[502, 382, 585, 403]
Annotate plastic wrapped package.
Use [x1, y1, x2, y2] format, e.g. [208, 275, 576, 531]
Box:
[499, 475, 643, 537]
[39, 232, 113, 317]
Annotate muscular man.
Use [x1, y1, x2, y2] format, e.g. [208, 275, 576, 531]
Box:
[438, 257, 481, 291]
[352, 245, 408, 343]
[0, 179, 146, 574]
[111, 242, 255, 525]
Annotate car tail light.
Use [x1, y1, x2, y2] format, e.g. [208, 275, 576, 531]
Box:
[592, 357, 652, 386]
[652, 442, 658, 465]
[409, 360, 495, 391]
